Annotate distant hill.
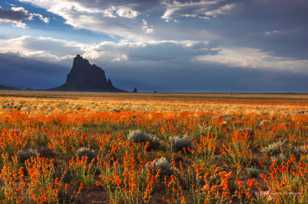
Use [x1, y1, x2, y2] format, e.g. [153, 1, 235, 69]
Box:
[0, 84, 17, 90]
[54, 55, 124, 92]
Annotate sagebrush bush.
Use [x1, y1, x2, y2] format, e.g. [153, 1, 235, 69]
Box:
[17, 148, 38, 163]
[76, 147, 96, 160]
[147, 157, 173, 176]
[127, 129, 160, 149]
[170, 136, 192, 152]
[261, 140, 286, 155]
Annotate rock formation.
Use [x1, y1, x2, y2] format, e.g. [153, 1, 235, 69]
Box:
[55, 55, 124, 92]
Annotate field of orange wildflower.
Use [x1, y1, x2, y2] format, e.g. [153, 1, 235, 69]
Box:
[0, 91, 307, 203]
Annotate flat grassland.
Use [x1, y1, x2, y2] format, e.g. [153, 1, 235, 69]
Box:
[0, 91, 307, 203]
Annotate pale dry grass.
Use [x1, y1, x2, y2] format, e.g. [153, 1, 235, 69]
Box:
[1, 91, 308, 115]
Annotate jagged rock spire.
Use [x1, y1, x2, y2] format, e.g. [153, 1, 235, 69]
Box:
[56, 55, 123, 92]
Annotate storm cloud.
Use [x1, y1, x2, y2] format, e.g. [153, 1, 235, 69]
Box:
[0, 0, 307, 91]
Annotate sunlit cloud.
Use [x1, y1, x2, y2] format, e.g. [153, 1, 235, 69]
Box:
[161, 0, 235, 22]
[0, 6, 49, 28]
[20, 0, 149, 41]
[142, 19, 154, 34]
[195, 47, 308, 72]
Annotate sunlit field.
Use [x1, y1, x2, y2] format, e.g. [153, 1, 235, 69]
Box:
[0, 91, 307, 203]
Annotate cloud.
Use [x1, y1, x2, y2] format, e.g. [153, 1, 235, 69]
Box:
[84, 39, 213, 65]
[161, 0, 236, 22]
[20, 0, 151, 41]
[0, 35, 214, 66]
[265, 30, 284, 36]
[0, 35, 130, 64]
[2, 51, 308, 92]
[0, 53, 66, 89]
[0, 6, 49, 28]
[204, 3, 236, 18]
[207, 0, 308, 60]
[1, 0, 308, 92]
[112, 54, 129, 62]
[0, 36, 82, 63]
[1, 35, 308, 91]
[0, 18, 26, 28]
[3, 35, 307, 74]
[142, 19, 154, 34]
[194, 47, 308, 72]
[19, 0, 232, 41]
[15, 0, 308, 54]
[30, 13, 49, 23]
[102, 6, 139, 19]
[264, 29, 300, 37]
[0, 35, 216, 90]
[102, 7, 117, 18]
[115, 6, 139, 18]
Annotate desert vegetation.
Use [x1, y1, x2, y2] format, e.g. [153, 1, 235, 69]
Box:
[0, 92, 307, 203]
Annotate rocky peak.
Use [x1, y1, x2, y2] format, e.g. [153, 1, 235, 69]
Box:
[73, 54, 89, 68]
[72, 55, 94, 71]
[56, 55, 123, 92]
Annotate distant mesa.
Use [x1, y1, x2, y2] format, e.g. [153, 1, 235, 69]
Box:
[0, 84, 17, 90]
[54, 55, 125, 92]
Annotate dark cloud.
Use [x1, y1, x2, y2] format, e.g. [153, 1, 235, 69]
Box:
[0, 7, 29, 21]
[104, 60, 308, 92]
[0, 0, 307, 91]
[207, 0, 308, 58]
[0, 53, 67, 89]
[1, 53, 307, 92]
[127, 41, 216, 62]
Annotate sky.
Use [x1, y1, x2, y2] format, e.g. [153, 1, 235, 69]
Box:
[0, 0, 308, 92]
